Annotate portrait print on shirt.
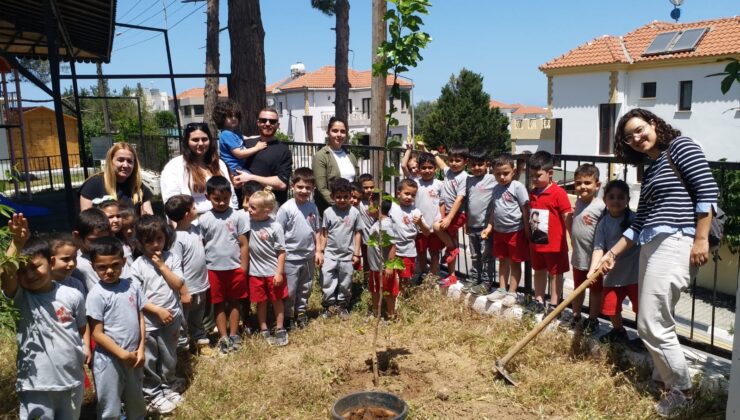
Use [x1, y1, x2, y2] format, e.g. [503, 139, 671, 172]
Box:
[529, 209, 549, 244]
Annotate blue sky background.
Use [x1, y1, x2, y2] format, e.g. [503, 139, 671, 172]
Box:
[16, 0, 740, 107]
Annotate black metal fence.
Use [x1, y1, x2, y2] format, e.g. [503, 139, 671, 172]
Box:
[0, 154, 93, 194]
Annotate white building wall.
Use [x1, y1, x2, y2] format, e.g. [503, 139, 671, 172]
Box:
[551, 72, 612, 156]
[622, 63, 740, 162]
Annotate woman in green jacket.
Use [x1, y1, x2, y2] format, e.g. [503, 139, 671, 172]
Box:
[312, 117, 360, 213]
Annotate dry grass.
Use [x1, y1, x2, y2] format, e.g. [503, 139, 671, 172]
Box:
[0, 282, 726, 419]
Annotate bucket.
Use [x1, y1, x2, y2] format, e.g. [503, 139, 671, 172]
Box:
[331, 391, 408, 420]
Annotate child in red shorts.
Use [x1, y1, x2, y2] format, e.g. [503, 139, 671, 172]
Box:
[527, 151, 573, 315]
[431, 146, 469, 287]
[588, 180, 639, 343]
[198, 176, 250, 355]
[481, 154, 530, 305]
[389, 179, 430, 290]
[367, 200, 399, 318]
[246, 189, 289, 347]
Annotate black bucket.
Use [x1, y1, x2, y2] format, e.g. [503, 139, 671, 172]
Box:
[331, 391, 408, 420]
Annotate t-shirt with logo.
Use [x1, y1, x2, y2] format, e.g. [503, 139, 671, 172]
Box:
[466, 173, 496, 230]
[9, 283, 86, 392]
[441, 167, 468, 212]
[570, 198, 606, 270]
[492, 180, 530, 233]
[322, 205, 361, 261]
[86, 278, 145, 359]
[412, 176, 442, 231]
[528, 183, 572, 253]
[367, 217, 397, 272]
[171, 225, 210, 294]
[247, 218, 286, 277]
[358, 200, 376, 243]
[276, 198, 321, 261]
[594, 212, 640, 287]
[199, 208, 250, 270]
[130, 251, 184, 332]
[388, 203, 424, 258]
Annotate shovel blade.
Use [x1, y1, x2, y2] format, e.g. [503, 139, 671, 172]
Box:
[494, 359, 518, 386]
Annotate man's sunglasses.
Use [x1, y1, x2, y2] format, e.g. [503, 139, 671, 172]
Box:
[258, 118, 278, 125]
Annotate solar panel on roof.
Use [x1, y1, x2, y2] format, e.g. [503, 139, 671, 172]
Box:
[669, 28, 707, 53]
[643, 31, 679, 55]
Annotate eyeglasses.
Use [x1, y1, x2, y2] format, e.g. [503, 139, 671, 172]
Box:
[258, 118, 278, 125]
[621, 123, 649, 144]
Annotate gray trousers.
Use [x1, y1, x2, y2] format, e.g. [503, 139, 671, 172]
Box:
[19, 385, 83, 420]
[143, 313, 181, 401]
[321, 257, 353, 307]
[468, 231, 493, 284]
[93, 352, 146, 420]
[637, 232, 695, 391]
[179, 290, 209, 348]
[285, 257, 315, 319]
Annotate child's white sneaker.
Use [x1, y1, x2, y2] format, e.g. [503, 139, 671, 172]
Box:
[148, 395, 177, 414]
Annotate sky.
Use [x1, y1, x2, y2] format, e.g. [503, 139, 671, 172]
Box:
[13, 0, 740, 108]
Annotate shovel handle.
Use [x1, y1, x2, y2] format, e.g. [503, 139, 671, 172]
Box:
[498, 269, 603, 366]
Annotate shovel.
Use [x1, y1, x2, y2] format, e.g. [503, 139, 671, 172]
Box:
[494, 268, 603, 386]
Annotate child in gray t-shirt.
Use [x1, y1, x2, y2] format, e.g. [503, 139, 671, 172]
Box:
[318, 178, 361, 318]
[276, 168, 322, 329]
[85, 237, 147, 419]
[1, 221, 88, 420]
[366, 200, 399, 319]
[463, 150, 497, 295]
[166, 194, 212, 355]
[247, 190, 289, 346]
[130, 215, 186, 409]
[72, 208, 112, 293]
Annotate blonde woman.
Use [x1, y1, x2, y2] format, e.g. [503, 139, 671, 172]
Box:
[79, 142, 153, 215]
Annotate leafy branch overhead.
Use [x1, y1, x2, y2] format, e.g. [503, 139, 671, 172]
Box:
[706, 58, 740, 95]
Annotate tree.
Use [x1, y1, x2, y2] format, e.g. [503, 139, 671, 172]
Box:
[203, 0, 220, 138]
[412, 99, 435, 138]
[154, 111, 177, 129]
[311, 0, 350, 122]
[228, 0, 266, 136]
[423, 68, 510, 154]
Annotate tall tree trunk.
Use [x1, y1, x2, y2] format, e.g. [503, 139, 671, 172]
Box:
[334, 0, 350, 122]
[96, 63, 112, 135]
[203, 0, 220, 138]
[228, 0, 266, 137]
[370, 0, 386, 149]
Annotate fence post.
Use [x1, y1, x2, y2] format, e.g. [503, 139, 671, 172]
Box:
[47, 156, 54, 191]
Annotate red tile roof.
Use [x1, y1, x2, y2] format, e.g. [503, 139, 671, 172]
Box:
[512, 105, 547, 115]
[540, 17, 740, 71]
[175, 85, 228, 99]
[489, 99, 514, 109]
[268, 66, 413, 92]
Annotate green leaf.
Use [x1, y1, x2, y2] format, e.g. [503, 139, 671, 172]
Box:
[721, 75, 734, 95]
[386, 139, 402, 150]
[385, 257, 406, 270]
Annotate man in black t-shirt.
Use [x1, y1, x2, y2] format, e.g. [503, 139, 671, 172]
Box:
[233, 108, 292, 204]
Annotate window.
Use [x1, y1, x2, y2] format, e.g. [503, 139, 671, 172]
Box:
[598, 103, 617, 155]
[514, 119, 522, 129]
[183, 106, 191, 117]
[193, 105, 205, 116]
[361, 98, 371, 115]
[642, 82, 657, 98]
[679, 81, 692, 111]
[278, 101, 283, 115]
[528, 119, 537, 129]
[543, 119, 551, 129]
[348, 99, 353, 114]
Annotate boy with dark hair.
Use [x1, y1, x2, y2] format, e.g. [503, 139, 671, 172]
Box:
[2, 215, 89, 420]
[350, 181, 363, 207]
[165, 194, 212, 356]
[276, 167, 322, 329]
[213, 99, 264, 176]
[463, 149, 496, 295]
[357, 173, 376, 276]
[241, 180, 264, 210]
[86, 236, 147, 419]
[527, 151, 573, 314]
[72, 207, 112, 292]
[200, 175, 250, 354]
[411, 152, 443, 276]
[389, 179, 430, 289]
[318, 178, 362, 318]
[432, 145, 469, 287]
[482, 153, 530, 306]
[367, 199, 398, 318]
[569, 163, 605, 331]
[46, 233, 87, 296]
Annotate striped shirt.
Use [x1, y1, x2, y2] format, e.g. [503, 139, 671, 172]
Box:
[624, 137, 718, 245]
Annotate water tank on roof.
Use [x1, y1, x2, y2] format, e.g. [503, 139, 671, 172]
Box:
[290, 62, 306, 78]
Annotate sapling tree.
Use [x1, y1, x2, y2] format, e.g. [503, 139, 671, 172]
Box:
[368, 0, 431, 386]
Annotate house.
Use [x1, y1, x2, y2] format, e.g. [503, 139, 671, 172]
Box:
[489, 100, 554, 153]
[539, 17, 740, 163]
[142, 87, 170, 112]
[0, 106, 80, 169]
[267, 63, 413, 143]
[170, 85, 228, 126]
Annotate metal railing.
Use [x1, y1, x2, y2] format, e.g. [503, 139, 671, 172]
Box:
[0, 154, 95, 194]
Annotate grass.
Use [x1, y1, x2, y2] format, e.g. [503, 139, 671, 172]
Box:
[0, 281, 728, 419]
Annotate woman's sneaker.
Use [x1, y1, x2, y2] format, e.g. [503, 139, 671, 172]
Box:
[148, 395, 177, 415]
[274, 328, 289, 346]
[655, 388, 691, 418]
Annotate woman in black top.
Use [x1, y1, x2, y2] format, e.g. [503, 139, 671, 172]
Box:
[79, 142, 153, 215]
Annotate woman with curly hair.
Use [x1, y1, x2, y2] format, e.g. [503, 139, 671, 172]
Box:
[160, 122, 238, 214]
[595, 108, 718, 417]
[79, 142, 153, 215]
